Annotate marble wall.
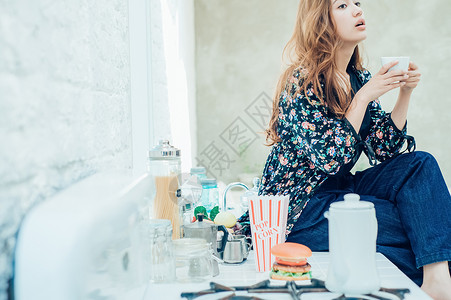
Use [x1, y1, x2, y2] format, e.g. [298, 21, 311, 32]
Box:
[0, 0, 195, 298]
[0, 1, 131, 298]
[195, 0, 451, 187]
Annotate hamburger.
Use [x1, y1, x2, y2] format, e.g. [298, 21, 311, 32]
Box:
[270, 242, 312, 281]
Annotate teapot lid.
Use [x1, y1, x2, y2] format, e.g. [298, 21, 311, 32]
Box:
[330, 193, 374, 210]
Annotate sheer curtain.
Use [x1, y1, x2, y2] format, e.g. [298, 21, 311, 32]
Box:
[149, 0, 196, 173]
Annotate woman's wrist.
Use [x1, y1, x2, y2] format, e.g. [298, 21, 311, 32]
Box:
[399, 87, 414, 98]
[345, 96, 368, 133]
[353, 93, 371, 106]
[397, 88, 413, 104]
[391, 89, 412, 130]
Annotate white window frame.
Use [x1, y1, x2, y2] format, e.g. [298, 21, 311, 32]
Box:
[128, 0, 154, 176]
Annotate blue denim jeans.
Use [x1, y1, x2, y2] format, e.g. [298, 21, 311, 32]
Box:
[286, 151, 451, 286]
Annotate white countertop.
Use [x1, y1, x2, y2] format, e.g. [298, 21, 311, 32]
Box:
[144, 251, 431, 300]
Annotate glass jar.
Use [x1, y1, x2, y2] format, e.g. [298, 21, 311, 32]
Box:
[199, 178, 219, 213]
[148, 140, 182, 239]
[173, 238, 214, 282]
[190, 167, 207, 209]
[148, 219, 176, 283]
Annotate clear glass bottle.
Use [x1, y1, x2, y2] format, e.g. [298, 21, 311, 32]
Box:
[148, 140, 182, 239]
[199, 178, 219, 213]
[179, 167, 205, 226]
[148, 219, 176, 283]
[181, 167, 207, 224]
[182, 203, 194, 225]
[240, 177, 260, 214]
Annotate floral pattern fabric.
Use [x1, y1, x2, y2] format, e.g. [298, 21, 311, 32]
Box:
[233, 67, 410, 238]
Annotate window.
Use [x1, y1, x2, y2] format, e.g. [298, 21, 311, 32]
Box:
[128, 0, 154, 175]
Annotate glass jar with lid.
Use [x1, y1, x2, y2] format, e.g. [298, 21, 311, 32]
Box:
[148, 219, 176, 283]
[173, 238, 216, 282]
[199, 178, 219, 213]
[148, 140, 182, 239]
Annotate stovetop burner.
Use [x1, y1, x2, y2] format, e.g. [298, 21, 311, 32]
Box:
[180, 278, 410, 300]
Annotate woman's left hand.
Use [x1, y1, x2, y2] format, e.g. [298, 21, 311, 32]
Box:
[400, 62, 421, 92]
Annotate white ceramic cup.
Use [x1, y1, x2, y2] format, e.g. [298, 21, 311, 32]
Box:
[381, 56, 410, 72]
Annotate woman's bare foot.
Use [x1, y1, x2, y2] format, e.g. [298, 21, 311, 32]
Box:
[421, 261, 451, 300]
[421, 280, 451, 299]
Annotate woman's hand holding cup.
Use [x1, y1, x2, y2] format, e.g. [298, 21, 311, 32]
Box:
[380, 57, 421, 92]
[400, 61, 421, 92]
[354, 60, 408, 104]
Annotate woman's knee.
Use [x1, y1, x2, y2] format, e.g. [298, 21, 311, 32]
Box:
[411, 150, 436, 162]
[401, 151, 438, 168]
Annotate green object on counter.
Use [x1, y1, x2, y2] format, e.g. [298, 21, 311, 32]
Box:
[209, 206, 220, 221]
[194, 206, 208, 220]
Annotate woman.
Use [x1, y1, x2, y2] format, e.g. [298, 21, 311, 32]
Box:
[234, 0, 451, 298]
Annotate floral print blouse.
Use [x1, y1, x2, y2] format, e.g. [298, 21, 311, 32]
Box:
[233, 67, 413, 237]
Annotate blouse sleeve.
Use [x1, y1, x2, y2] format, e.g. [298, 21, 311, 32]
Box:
[365, 99, 407, 161]
[359, 70, 408, 161]
[277, 72, 360, 175]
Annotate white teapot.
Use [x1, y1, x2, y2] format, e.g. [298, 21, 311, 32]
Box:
[324, 193, 380, 294]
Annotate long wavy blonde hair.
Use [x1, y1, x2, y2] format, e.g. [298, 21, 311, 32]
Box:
[266, 0, 364, 145]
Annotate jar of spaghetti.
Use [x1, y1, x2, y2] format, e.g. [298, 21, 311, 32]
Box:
[148, 140, 182, 239]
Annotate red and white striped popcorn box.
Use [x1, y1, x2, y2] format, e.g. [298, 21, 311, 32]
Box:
[248, 195, 290, 272]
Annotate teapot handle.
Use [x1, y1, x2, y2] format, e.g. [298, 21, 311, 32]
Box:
[217, 225, 229, 253]
[371, 213, 378, 242]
